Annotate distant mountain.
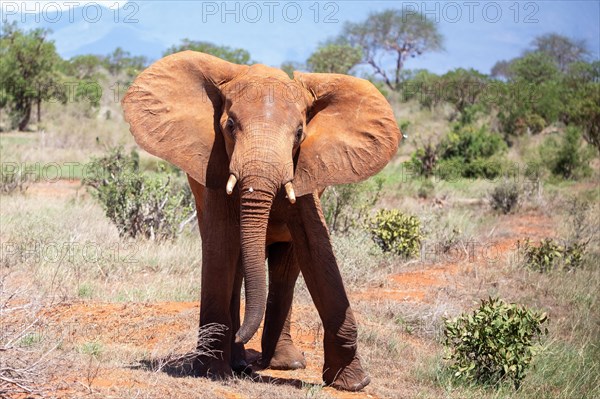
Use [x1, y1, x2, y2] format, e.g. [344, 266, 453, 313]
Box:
[63, 25, 165, 61]
[11, 3, 165, 61]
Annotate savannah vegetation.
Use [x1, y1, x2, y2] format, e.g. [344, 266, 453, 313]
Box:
[1, 8, 599, 399]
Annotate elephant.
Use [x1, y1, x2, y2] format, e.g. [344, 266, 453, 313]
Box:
[122, 51, 400, 391]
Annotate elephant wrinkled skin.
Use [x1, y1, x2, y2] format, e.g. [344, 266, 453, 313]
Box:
[122, 51, 400, 391]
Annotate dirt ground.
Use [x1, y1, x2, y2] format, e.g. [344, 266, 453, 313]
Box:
[1, 180, 558, 399]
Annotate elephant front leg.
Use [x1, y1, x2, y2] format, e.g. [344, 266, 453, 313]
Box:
[194, 189, 240, 378]
[260, 242, 306, 370]
[288, 193, 370, 391]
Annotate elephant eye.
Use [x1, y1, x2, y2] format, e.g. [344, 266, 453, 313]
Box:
[226, 117, 235, 132]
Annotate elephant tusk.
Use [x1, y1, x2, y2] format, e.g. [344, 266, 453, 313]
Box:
[284, 182, 296, 204]
[226, 174, 237, 195]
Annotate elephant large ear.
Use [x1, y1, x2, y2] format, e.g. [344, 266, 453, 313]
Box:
[292, 72, 400, 196]
[122, 51, 248, 188]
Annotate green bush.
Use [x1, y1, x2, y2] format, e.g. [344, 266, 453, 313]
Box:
[406, 141, 438, 177]
[437, 123, 507, 179]
[489, 180, 520, 214]
[444, 297, 548, 389]
[83, 147, 195, 240]
[540, 127, 593, 180]
[368, 209, 422, 258]
[521, 238, 586, 272]
[438, 124, 507, 162]
[407, 124, 508, 180]
[322, 177, 384, 234]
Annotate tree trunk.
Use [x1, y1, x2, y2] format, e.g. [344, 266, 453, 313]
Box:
[18, 101, 32, 131]
[37, 97, 41, 124]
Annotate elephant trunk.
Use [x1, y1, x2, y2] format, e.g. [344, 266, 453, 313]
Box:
[235, 177, 276, 344]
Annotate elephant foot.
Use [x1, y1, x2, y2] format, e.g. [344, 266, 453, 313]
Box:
[259, 342, 306, 370]
[231, 342, 250, 375]
[232, 358, 253, 376]
[192, 356, 232, 379]
[323, 356, 370, 392]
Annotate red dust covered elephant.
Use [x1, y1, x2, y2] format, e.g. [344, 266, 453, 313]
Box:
[122, 51, 400, 391]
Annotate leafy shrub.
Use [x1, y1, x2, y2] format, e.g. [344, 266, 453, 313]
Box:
[437, 124, 507, 179]
[521, 238, 586, 272]
[83, 147, 195, 240]
[407, 141, 438, 177]
[444, 297, 548, 389]
[489, 180, 520, 214]
[368, 209, 422, 258]
[438, 124, 507, 162]
[540, 127, 593, 180]
[322, 177, 384, 234]
[407, 124, 508, 180]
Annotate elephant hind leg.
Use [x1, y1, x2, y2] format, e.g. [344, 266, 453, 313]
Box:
[261, 242, 306, 370]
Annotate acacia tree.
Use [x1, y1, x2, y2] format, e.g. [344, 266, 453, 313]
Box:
[0, 23, 62, 131]
[306, 42, 362, 74]
[492, 33, 589, 79]
[439, 68, 489, 121]
[342, 9, 443, 90]
[164, 39, 253, 65]
[103, 47, 148, 78]
[530, 33, 589, 72]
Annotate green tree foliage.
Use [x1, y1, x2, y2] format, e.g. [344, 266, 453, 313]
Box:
[562, 61, 600, 151]
[63, 54, 104, 80]
[497, 52, 562, 135]
[0, 23, 63, 130]
[342, 8, 443, 90]
[439, 68, 490, 119]
[444, 297, 548, 389]
[306, 42, 362, 74]
[540, 127, 593, 180]
[102, 47, 148, 78]
[56, 54, 105, 108]
[492, 34, 595, 140]
[164, 39, 252, 65]
[400, 69, 441, 109]
[510, 52, 560, 84]
[492, 33, 589, 79]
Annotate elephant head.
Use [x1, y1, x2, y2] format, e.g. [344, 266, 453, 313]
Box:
[122, 51, 400, 345]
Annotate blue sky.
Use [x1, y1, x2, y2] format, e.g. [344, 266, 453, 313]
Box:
[2, 1, 599, 75]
